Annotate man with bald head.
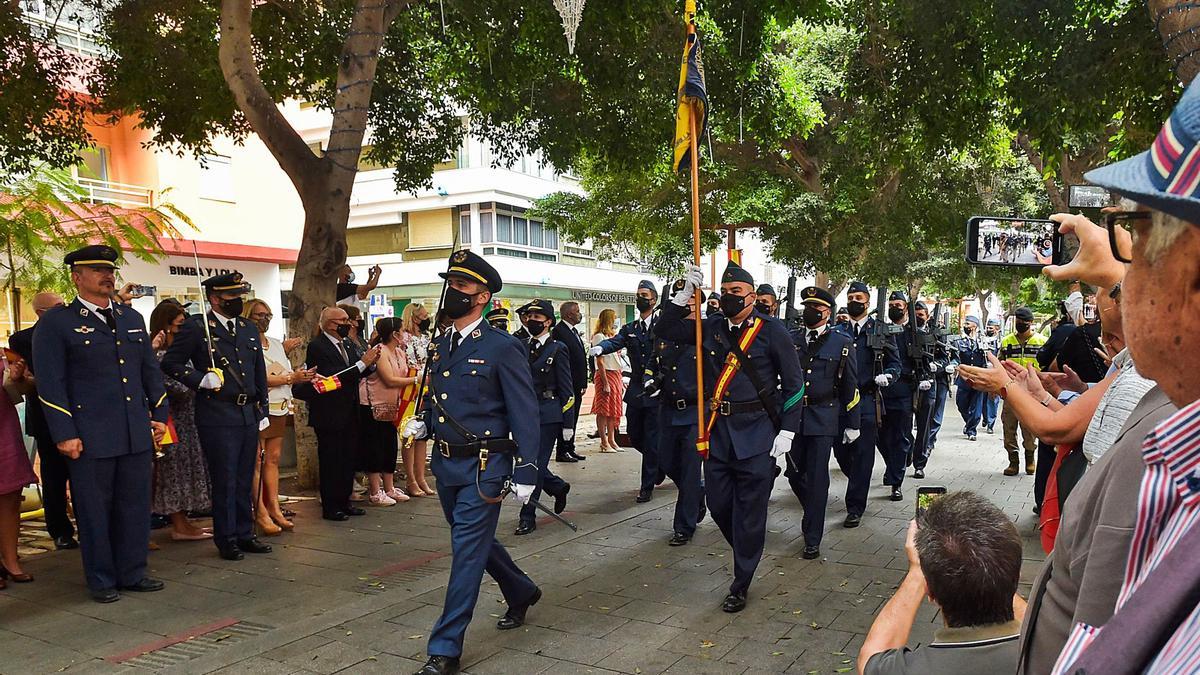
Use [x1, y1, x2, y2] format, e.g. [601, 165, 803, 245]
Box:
[10, 291, 76, 549]
[292, 305, 381, 521]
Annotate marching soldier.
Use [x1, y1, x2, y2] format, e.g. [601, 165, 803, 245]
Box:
[656, 261, 803, 614]
[33, 245, 169, 603]
[954, 316, 988, 441]
[786, 286, 859, 559]
[876, 291, 932, 502]
[589, 280, 661, 502]
[980, 318, 1002, 433]
[911, 301, 958, 479]
[403, 250, 541, 675]
[834, 282, 900, 528]
[755, 284, 779, 317]
[646, 280, 707, 546]
[161, 273, 271, 561]
[513, 299, 572, 535]
[485, 306, 510, 332]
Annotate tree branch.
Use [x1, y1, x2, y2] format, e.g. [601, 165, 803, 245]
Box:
[1016, 132, 1067, 212]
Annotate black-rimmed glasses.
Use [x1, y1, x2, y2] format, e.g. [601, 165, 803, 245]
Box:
[1104, 211, 1150, 263]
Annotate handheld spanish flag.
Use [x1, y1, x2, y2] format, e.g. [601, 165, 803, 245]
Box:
[314, 375, 342, 394]
[159, 416, 179, 446]
[672, 0, 708, 174]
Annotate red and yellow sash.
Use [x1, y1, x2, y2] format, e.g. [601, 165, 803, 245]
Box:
[697, 318, 765, 457]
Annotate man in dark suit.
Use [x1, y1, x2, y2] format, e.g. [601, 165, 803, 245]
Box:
[161, 272, 272, 560]
[292, 306, 381, 521]
[34, 245, 169, 603]
[10, 291, 76, 550]
[552, 301, 588, 463]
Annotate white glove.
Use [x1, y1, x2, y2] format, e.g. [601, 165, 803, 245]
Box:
[562, 428, 574, 442]
[199, 372, 222, 390]
[402, 418, 427, 440]
[588, 345, 604, 357]
[258, 417, 270, 432]
[918, 379, 933, 391]
[874, 374, 893, 387]
[944, 364, 957, 374]
[842, 428, 861, 444]
[770, 430, 794, 458]
[671, 264, 704, 307]
[510, 483, 535, 505]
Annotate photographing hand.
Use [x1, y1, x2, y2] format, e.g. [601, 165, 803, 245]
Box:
[1043, 213, 1126, 289]
[905, 520, 922, 572]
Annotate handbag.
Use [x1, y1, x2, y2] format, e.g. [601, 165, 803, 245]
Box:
[364, 348, 402, 422]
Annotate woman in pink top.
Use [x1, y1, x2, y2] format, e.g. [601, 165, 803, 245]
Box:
[359, 317, 418, 506]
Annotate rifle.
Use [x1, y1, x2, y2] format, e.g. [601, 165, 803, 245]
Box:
[904, 286, 938, 468]
[783, 274, 801, 331]
[866, 286, 902, 427]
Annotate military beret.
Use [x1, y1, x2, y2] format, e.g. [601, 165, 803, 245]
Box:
[708, 291, 721, 301]
[64, 244, 119, 269]
[638, 279, 659, 297]
[203, 271, 251, 295]
[519, 298, 555, 320]
[756, 284, 777, 297]
[721, 260, 754, 286]
[441, 249, 502, 293]
[964, 315, 980, 326]
[889, 290, 908, 303]
[1015, 306, 1035, 321]
[847, 280, 870, 295]
[485, 307, 510, 321]
[799, 286, 835, 307]
[915, 300, 928, 312]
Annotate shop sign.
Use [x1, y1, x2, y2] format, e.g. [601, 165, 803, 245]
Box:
[571, 289, 635, 304]
[169, 265, 241, 278]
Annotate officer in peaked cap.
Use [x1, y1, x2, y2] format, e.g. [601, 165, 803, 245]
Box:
[911, 300, 958, 480]
[161, 271, 270, 561]
[405, 249, 542, 675]
[512, 299, 572, 535]
[755, 284, 779, 317]
[486, 306, 511, 332]
[834, 306, 850, 326]
[786, 285, 859, 559]
[590, 278, 662, 503]
[706, 291, 722, 318]
[33, 244, 170, 602]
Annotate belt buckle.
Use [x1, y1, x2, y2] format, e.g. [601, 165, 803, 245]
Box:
[675, 399, 687, 411]
[235, 393, 248, 406]
[478, 445, 490, 471]
[718, 400, 731, 416]
[439, 440, 451, 459]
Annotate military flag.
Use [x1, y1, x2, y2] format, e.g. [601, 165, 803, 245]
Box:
[672, 0, 708, 173]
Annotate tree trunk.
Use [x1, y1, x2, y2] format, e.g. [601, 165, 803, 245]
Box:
[1148, 1, 1200, 85]
[977, 288, 992, 327]
[1016, 133, 1068, 212]
[1008, 276, 1021, 315]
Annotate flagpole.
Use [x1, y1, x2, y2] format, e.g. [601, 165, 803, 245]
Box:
[689, 105, 706, 452]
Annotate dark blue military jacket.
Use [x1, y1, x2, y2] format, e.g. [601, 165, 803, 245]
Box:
[790, 326, 860, 437]
[597, 314, 657, 409]
[423, 322, 540, 488]
[835, 318, 901, 397]
[883, 326, 920, 401]
[33, 299, 168, 457]
[527, 335, 574, 426]
[160, 312, 268, 426]
[955, 335, 988, 368]
[647, 336, 708, 427]
[656, 304, 804, 459]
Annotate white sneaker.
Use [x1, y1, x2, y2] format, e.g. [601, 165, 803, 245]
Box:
[368, 490, 396, 507]
[385, 487, 411, 502]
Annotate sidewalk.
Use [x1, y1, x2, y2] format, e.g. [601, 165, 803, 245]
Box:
[1, 415, 1045, 674]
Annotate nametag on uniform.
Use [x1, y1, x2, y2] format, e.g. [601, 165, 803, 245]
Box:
[468, 358, 486, 364]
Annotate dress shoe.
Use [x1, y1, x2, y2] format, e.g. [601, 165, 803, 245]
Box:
[217, 543, 244, 561]
[53, 535, 79, 550]
[843, 513, 862, 528]
[1, 565, 33, 582]
[346, 506, 367, 516]
[237, 538, 272, 554]
[119, 577, 164, 592]
[697, 499, 707, 523]
[171, 530, 214, 542]
[323, 511, 350, 522]
[802, 546, 821, 560]
[90, 587, 120, 603]
[555, 454, 578, 463]
[668, 532, 691, 547]
[967, 434, 977, 441]
[913, 468, 925, 479]
[414, 655, 460, 675]
[635, 490, 652, 504]
[514, 521, 536, 536]
[554, 483, 570, 514]
[497, 587, 541, 629]
[568, 451, 586, 461]
[721, 592, 747, 613]
[890, 487, 903, 502]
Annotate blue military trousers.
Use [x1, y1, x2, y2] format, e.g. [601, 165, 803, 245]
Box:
[833, 395, 877, 517]
[786, 434, 835, 548]
[657, 417, 704, 538]
[626, 403, 661, 493]
[877, 396, 914, 488]
[705, 423, 774, 596]
[519, 422, 569, 527]
[956, 377, 984, 436]
[197, 423, 258, 546]
[68, 450, 153, 591]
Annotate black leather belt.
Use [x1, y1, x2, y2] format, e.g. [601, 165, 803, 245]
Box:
[711, 399, 764, 416]
[802, 394, 836, 407]
[436, 438, 517, 459]
[672, 398, 696, 410]
[539, 390, 557, 401]
[208, 390, 251, 406]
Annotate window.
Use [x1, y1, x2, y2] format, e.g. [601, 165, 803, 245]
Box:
[480, 212, 493, 243]
[513, 216, 528, 245]
[497, 214, 512, 242]
[77, 146, 109, 182]
[199, 154, 235, 202]
[476, 203, 558, 261]
[459, 213, 472, 244]
[530, 219, 544, 248]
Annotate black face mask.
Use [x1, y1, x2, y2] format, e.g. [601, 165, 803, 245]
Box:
[705, 304, 720, 317]
[801, 306, 824, 328]
[720, 293, 748, 318]
[219, 297, 244, 317]
[523, 319, 547, 336]
[986, 328, 997, 336]
[635, 297, 655, 313]
[755, 302, 773, 316]
[335, 323, 352, 338]
[888, 307, 905, 322]
[916, 318, 927, 328]
[444, 287, 478, 320]
[846, 300, 868, 318]
[1015, 321, 1032, 334]
[492, 320, 508, 332]
[418, 317, 431, 333]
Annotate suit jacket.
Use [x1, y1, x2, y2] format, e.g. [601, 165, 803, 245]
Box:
[597, 314, 658, 409]
[291, 333, 366, 430]
[790, 327, 859, 436]
[552, 321, 588, 394]
[32, 298, 168, 457]
[161, 312, 268, 426]
[527, 336, 574, 426]
[9, 325, 47, 439]
[1016, 386, 1178, 674]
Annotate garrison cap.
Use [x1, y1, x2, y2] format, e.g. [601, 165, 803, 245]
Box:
[721, 260, 754, 286]
[517, 298, 555, 320]
[756, 284, 777, 297]
[1015, 306, 1035, 321]
[915, 300, 928, 312]
[964, 315, 980, 326]
[889, 290, 909, 303]
[799, 285, 835, 307]
[202, 271, 251, 295]
[64, 244, 119, 269]
[987, 317, 1001, 326]
[440, 249, 502, 294]
[637, 279, 659, 296]
[847, 280, 870, 295]
[836, 306, 850, 316]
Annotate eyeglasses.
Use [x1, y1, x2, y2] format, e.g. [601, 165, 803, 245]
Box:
[1105, 211, 1150, 263]
[252, 313, 273, 321]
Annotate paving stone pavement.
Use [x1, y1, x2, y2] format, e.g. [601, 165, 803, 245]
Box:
[1, 410, 1046, 674]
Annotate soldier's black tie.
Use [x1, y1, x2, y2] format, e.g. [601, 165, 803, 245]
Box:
[449, 331, 462, 359]
[97, 307, 117, 331]
[808, 329, 819, 345]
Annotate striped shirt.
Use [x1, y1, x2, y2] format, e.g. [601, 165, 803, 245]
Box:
[1052, 397, 1200, 674]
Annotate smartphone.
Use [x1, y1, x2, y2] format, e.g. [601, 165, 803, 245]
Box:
[130, 284, 157, 297]
[1068, 184, 1114, 209]
[916, 485, 947, 520]
[966, 216, 1078, 267]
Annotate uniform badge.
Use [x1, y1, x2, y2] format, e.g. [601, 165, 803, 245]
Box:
[114, 306, 123, 316]
[546, 356, 554, 364]
[73, 326, 94, 334]
[452, 250, 469, 263]
[432, 353, 441, 362]
[79, 307, 89, 317]
[470, 329, 481, 339]
[468, 358, 485, 364]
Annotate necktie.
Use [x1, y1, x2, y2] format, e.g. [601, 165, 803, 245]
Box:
[730, 324, 743, 343]
[97, 307, 117, 331]
[336, 339, 348, 364]
[449, 331, 462, 358]
[854, 323, 860, 338]
[808, 329, 819, 345]
[227, 320, 235, 335]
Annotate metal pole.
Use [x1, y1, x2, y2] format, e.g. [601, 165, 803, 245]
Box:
[689, 107, 706, 452]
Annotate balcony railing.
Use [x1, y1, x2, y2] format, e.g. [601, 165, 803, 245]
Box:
[77, 177, 154, 208]
[22, 2, 104, 57]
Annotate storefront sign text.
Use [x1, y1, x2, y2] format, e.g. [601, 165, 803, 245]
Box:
[571, 290, 636, 304]
[169, 265, 241, 278]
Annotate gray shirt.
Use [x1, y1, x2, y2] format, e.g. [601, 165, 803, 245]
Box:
[865, 620, 1022, 675]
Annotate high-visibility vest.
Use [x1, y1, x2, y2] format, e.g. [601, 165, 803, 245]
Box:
[999, 332, 1047, 370]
